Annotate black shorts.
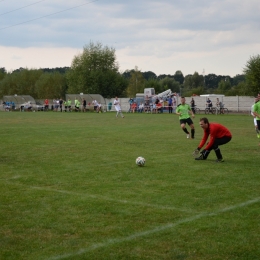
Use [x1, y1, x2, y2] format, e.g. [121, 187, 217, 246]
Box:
[180, 118, 193, 125]
[257, 120, 260, 130]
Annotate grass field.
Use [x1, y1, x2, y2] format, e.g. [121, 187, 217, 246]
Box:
[1, 111, 259, 260]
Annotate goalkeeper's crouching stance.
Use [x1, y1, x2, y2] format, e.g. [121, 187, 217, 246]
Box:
[193, 117, 232, 162]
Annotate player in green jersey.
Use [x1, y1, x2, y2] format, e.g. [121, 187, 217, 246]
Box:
[252, 96, 260, 145]
[67, 99, 72, 112]
[176, 97, 195, 139]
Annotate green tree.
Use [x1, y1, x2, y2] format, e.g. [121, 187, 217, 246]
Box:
[183, 75, 192, 89]
[144, 79, 161, 94]
[191, 72, 204, 89]
[243, 54, 260, 95]
[226, 81, 247, 96]
[173, 70, 184, 85]
[184, 72, 204, 90]
[16, 69, 43, 97]
[0, 67, 6, 81]
[66, 41, 127, 97]
[126, 66, 146, 97]
[0, 69, 43, 97]
[159, 77, 180, 93]
[142, 71, 157, 80]
[35, 72, 67, 99]
[185, 87, 205, 97]
[216, 79, 232, 94]
[232, 74, 245, 86]
[204, 74, 227, 90]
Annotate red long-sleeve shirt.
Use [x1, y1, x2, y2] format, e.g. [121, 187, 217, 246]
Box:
[198, 123, 232, 150]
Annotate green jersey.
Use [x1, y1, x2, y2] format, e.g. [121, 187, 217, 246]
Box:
[75, 99, 80, 107]
[176, 103, 191, 119]
[253, 101, 260, 120]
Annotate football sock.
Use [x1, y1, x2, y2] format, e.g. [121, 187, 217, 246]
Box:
[191, 129, 195, 138]
[183, 128, 189, 134]
[214, 148, 222, 159]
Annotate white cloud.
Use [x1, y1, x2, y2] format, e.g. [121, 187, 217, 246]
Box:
[0, 0, 259, 76]
[0, 46, 78, 71]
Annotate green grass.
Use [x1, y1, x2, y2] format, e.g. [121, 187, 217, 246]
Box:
[0, 111, 259, 260]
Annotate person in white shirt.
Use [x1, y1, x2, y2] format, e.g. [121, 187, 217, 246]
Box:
[138, 103, 144, 113]
[97, 102, 102, 113]
[113, 97, 124, 118]
[92, 100, 98, 112]
[172, 96, 177, 113]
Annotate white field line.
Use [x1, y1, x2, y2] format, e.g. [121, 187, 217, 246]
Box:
[3, 181, 195, 213]
[47, 197, 260, 260]
[32, 186, 195, 213]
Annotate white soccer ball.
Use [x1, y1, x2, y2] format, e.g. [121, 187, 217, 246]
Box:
[136, 156, 145, 167]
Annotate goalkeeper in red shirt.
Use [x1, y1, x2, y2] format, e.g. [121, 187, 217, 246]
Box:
[193, 117, 232, 162]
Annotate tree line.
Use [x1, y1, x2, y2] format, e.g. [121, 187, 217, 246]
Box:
[0, 42, 259, 99]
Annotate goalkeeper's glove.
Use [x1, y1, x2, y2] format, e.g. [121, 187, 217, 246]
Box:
[196, 149, 210, 160]
[200, 150, 209, 160]
[192, 147, 201, 157]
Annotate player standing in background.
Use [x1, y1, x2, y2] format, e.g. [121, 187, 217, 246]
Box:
[176, 97, 195, 139]
[172, 96, 177, 113]
[251, 97, 259, 138]
[64, 100, 67, 112]
[67, 99, 72, 112]
[59, 98, 63, 112]
[193, 117, 232, 162]
[168, 96, 173, 113]
[44, 99, 49, 111]
[252, 96, 260, 145]
[74, 98, 80, 112]
[82, 98, 87, 112]
[190, 98, 195, 114]
[114, 96, 124, 118]
[206, 98, 212, 111]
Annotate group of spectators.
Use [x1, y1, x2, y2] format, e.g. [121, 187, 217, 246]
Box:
[2, 101, 16, 111]
[2, 98, 103, 113]
[3, 101, 34, 112]
[190, 97, 224, 114]
[43, 98, 103, 113]
[128, 96, 177, 114]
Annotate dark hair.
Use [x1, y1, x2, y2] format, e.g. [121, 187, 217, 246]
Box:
[200, 117, 209, 124]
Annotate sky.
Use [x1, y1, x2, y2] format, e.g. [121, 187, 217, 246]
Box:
[0, 0, 260, 77]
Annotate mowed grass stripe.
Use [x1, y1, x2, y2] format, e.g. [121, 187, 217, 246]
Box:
[47, 197, 260, 260]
